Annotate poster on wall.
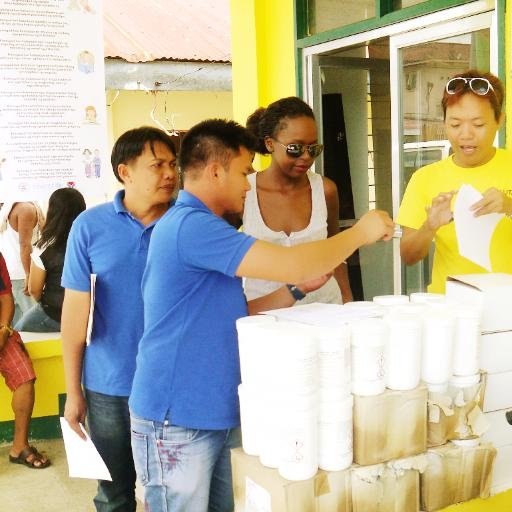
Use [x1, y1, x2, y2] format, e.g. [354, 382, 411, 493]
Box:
[0, 0, 108, 203]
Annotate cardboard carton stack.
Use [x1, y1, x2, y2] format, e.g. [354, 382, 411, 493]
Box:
[447, 273, 512, 495]
[232, 291, 500, 511]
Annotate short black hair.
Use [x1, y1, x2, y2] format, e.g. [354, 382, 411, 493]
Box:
[246, 97, 315, 154]
[179, 119, 257, 178]
[111, 126, 177, 183]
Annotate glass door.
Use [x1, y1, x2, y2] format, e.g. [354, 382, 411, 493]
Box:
[310, 42, 394, 300]
[304, 4, 497, 299]
[390, 11, 496, 294]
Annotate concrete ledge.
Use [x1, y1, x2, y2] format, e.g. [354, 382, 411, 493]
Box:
[1, 333, 65, 440]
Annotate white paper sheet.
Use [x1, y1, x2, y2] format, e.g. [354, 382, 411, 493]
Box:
[454, 184, 504, 271]
[60, 417, 112, 480]
[262, 302, 382, 326]
[85, 273, 97, 345]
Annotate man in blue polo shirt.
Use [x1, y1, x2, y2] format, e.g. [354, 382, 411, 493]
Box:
[129, 119, 394, 512]
[61, 126, 178, 511]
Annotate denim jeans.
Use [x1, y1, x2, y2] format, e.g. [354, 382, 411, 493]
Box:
[14, 302, 61, 332]
[11, 279, 35, 326]
[86, 390, 137, 512]
[130, 413, 241, 512]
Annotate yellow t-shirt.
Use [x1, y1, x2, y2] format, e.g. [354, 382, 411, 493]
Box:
[397, 148, 512, 293]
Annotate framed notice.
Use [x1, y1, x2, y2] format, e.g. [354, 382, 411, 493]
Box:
[0, 0, 108, 203]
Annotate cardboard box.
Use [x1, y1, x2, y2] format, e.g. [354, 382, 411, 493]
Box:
[420, 443, 496, 511]
[351, 461, 421, 512]
[489, 444, 512, 491]
[482, 370, 512, 412]
[481, 409, 512, 447]
[427, 379, 487, 447]
[481, 409, 512, 492]
[481, 331, 512, 373]
[353, 385, 427, 466]
[231, 448, 351, 512]
[445, 274, 512, 333]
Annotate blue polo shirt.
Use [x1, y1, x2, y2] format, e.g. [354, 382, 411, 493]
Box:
[62, 190, 169, 396]
[129, 190, 256, 429]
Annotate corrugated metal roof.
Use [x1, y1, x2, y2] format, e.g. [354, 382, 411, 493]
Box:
[103, 0, 231, 63]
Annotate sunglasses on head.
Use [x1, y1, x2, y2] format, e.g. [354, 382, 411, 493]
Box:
[274, 140, 324, 159]
[445, 77, 494, 96]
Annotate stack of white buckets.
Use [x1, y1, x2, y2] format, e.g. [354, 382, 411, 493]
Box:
[358, 293, 481, 396]
[236, 315, 352, 480]
[236, 292, 482, 481]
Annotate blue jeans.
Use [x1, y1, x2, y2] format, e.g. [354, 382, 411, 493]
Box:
[130, 413, 241, 512]
[86, 390, 137, 512]
[14, 302, 61, 332]
[11, 279, 35, 326]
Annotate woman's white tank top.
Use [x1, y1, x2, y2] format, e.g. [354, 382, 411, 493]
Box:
[242, 171, 342, 304]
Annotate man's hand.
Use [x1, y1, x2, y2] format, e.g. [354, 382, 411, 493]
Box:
[64, 391, 88, 440]
[296, 272, 334, 294]
[23, 277, 30, 296]
[354, 210, 395, 245]
[471, 188, 512, 217]
[424, 192, 455, 231]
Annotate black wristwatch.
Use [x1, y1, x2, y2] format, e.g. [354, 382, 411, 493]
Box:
[286, 284, 306, 301]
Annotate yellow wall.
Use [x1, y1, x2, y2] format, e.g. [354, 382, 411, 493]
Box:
[103, 89, 233, 199]
[109, 90, 233, 142]
[507, 0, 511, 148]
[230, 0, 296, 170]
[230, 0, 296, 124]
[0, 339, 64, 422]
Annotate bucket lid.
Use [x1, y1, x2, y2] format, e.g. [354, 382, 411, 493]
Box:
[410, 292, 445, 304]
[373, 294, 409, 306]
[236, 315, 276, 332]
[449, 373, 480, 388]
[343, 301, 384, 317]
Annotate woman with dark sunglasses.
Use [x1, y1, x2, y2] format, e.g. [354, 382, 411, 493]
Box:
[244, 96, 353, 304]
[398, 70, 512, 293]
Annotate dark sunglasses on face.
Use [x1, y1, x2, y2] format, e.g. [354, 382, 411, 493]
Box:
[445, 77, 495, 96]
[275, 140, 324, 159]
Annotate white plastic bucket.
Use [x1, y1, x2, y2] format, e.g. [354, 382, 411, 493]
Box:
[271, 324, 318, 394]
[343, 301, 384, 318]
[277, 394, 318, 481]
[421, 311, 455, 385]
[236, 315, 276, 386]
[312, 325, 351, 390]
[384, 313, 422, 391]
[373, 294, 410, 306]
[259, 411, 284, 468]
[451, 305, 481, 377]
[259, 391, 317, 470]
[238, 384, 262, 456]
[318, 395, 353, 471]
[410, 292, 445, 304]
[350, 318, 386, 396]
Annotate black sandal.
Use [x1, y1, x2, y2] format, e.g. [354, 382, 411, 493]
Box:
[9, 446, 51, 469]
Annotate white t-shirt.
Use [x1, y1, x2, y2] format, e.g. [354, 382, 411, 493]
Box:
[242, 171, 342, 304]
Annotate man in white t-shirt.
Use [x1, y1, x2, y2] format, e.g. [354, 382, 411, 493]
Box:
[0, 202, 45, 324]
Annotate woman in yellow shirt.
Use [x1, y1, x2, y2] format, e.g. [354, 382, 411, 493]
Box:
[397, 70, 512, 293]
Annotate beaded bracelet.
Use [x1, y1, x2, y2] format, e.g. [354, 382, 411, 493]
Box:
[0, 324, 14, 336]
